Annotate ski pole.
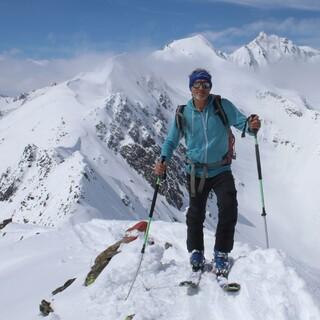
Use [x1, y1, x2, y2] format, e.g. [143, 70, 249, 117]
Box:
[242, 116, 270, 249]
[253, 131, 270, 249]
[125, 157, 166, 300]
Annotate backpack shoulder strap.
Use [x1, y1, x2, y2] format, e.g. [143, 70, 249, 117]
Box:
[213, 95, 229, 128]
[175, 104, 186, 133]
[213, 95, 236, 161]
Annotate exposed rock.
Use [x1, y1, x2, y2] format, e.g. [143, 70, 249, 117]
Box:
[39, 299, 54, 316]
[164, 242, 173, 250]
[285, 107, 303, 117]
[107, 123, 125, 152]
[95, 121, 108, 142]
[85, 221, 147, 286]
[85, 240, 122, 286]
[13, 92, 28, 102]
[128, 124, 140, 143]
[0, 181, 17, 201]
[52, 278, 77, 295]
[0, 218, 12, 230]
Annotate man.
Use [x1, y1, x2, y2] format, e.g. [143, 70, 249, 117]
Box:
[154, 68, 260, 276]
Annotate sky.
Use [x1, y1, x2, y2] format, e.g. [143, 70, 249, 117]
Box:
[1, 0, 320, 95]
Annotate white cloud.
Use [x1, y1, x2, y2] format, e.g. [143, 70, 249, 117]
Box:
[261, 59, 320, 108]
[200, 18, 320, 51]
[212, 0, 320, 11]
[0, 51, 114, 96]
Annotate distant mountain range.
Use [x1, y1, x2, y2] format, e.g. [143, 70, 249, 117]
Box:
[155, 32, 320, 68]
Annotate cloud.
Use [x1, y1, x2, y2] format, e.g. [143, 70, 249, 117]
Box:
[0, 51, 114, 96]
[261, 59, 320, 109]
[200, 18, 320, 52]
[209, 0, 320, 11]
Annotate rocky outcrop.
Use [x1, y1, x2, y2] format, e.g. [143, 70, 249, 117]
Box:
[0, 144, 38, 202]
[96, 91, 188, 210]
[0, 144, 90, 226]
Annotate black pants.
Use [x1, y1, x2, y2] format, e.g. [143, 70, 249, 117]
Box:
[186, 171, 238, 253]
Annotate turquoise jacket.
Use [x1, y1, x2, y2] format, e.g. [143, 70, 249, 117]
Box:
[161, 94, 251, 178]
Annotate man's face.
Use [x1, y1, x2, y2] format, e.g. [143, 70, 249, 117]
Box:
[191, 80, 211, 102]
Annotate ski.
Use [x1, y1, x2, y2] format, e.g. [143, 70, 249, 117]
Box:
[179, 257, 241, 293]
[214, 257, 241, 293]
[179, 269, 202, 288]
[179, 263, 213, 293]
[216, 274, 241, 292]
[179, 269, 203, 295]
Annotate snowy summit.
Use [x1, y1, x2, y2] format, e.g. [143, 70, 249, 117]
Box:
[153, 34, 228, 61]
[230, 32, 320, 67]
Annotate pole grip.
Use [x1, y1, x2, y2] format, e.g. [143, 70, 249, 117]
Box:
[148, 182, 159, 218]
[148, 156, 166, 219]
[160, 156, 167, 180]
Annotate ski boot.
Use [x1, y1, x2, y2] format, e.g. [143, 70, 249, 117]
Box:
[190, 249, 205, 272]
[214, 250, 230, 277]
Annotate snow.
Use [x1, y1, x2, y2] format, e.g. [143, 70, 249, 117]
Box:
[0, 32, 320, 319]
[153, 35, 227, 62]
[0, 220, 320, 320]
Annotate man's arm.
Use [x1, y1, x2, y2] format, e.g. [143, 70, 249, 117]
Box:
[160, 119, 181, 160]
[221, 98, 261, 133]
[154, 119, 181, 176]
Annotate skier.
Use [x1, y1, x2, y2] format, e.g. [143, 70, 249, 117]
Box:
[154, 68, 261, 277]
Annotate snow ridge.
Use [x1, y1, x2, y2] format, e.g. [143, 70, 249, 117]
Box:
[1, 220, 320, 320]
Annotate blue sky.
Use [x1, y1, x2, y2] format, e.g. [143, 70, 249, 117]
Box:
[1, 0, 320, 95]
[1, 0, 320, 59]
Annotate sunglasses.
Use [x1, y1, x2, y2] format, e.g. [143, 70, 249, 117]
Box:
[192, 81, 211, 89]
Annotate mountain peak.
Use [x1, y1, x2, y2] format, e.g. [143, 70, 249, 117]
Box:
[230, 32, 320, 67]
[254, 32, 291, 47]
[257, 31, 268, 40]
[165, 34, 213, 50]
[153, 34, 227, 60]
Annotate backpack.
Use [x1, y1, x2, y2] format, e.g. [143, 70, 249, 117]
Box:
[175, 95, 236, 164]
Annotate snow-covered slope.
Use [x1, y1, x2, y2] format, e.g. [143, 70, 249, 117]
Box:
[0, 220, 319, 320]
[230, 32, 320, 67]
[0, 57, 187, 227]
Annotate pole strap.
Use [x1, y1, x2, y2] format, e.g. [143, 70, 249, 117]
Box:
[241, 114, 258, 138]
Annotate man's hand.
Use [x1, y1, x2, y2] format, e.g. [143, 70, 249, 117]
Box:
[249, 115, 261, 133]
[154, 161, 167, 176]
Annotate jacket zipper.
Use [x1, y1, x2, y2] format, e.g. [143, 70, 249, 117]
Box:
[200, 112, 208, 163]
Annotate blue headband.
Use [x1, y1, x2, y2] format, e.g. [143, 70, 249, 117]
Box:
[189, 69, 212, 90]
